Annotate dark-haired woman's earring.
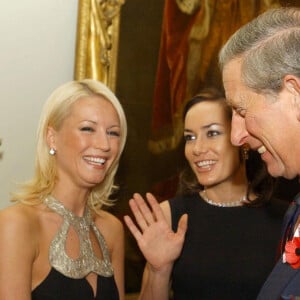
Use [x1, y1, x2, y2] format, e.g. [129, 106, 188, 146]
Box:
[242, 144, 249, 160]
[49, 148, 56, 156]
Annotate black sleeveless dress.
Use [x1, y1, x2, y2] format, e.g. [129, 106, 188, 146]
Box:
[32, 268, 119, 300]
[169, 193, 287, 300]
[32, 196, 119, 300]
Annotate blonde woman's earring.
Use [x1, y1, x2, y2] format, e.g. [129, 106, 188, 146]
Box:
[49, 148, 56, 156]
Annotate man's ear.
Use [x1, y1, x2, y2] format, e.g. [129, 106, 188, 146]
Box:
[283, 75, 300, 121]
[283, 75, 300, 96]
[46, 126, 57, 149]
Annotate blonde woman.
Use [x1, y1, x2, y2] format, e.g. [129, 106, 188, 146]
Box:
[0, 79, 127, 300]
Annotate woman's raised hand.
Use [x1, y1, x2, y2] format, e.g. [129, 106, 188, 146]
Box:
[124, 193, 188, 272]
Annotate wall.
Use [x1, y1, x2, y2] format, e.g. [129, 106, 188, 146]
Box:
[0, 0, 78, 208]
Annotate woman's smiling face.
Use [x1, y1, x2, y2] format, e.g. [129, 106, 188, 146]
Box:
[184, 100, 243, 188]
[47, 95, 121, 189]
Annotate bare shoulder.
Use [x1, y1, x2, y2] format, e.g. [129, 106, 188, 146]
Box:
[0, 203, 39, 232]
[160, 200, 171, 212]
[93, 209, 124, 245]
[0, 203, 40, 256]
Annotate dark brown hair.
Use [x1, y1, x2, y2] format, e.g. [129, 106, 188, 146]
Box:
[177, 87, 275, 206]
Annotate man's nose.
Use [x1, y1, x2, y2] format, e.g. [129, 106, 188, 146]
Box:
[231, 112, 249, 146]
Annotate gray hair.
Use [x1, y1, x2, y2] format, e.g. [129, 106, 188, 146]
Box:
[219, 7, 300, 94]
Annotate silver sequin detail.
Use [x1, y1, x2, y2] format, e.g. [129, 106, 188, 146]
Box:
[44, 195, 114, 279]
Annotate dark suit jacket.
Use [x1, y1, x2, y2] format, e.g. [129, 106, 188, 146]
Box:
[258, 193, 300, 299]
[257, 256, 300, 299]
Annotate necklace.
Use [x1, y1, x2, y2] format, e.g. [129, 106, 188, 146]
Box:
[201, 189, 246, 207]
[44, 195, 114, 279]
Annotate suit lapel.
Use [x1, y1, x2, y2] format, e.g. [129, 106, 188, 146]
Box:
[257, 257, 300, 299]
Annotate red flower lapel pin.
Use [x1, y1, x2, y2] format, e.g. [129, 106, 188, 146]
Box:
[284, 237, 300, 269]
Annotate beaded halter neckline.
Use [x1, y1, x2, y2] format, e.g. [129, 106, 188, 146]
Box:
[44, 195, 114, 279]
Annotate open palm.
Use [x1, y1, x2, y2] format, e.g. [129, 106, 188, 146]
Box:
[124, 193, 188, 271]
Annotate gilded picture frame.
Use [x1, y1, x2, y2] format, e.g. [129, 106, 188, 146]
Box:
[74, 0, 125, 92]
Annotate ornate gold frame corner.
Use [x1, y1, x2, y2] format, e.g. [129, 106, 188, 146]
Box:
[74, 0, 125, 92]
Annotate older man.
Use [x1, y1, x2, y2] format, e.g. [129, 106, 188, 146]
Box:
[219, 7, 300, 299]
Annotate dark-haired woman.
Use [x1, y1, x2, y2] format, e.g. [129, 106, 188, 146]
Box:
[125, 88, 287, 300]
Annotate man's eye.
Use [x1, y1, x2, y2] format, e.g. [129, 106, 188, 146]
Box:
[235, 107, 246, 117]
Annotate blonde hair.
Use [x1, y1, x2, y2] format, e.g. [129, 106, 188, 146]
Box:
[12, 79, 127, 212]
